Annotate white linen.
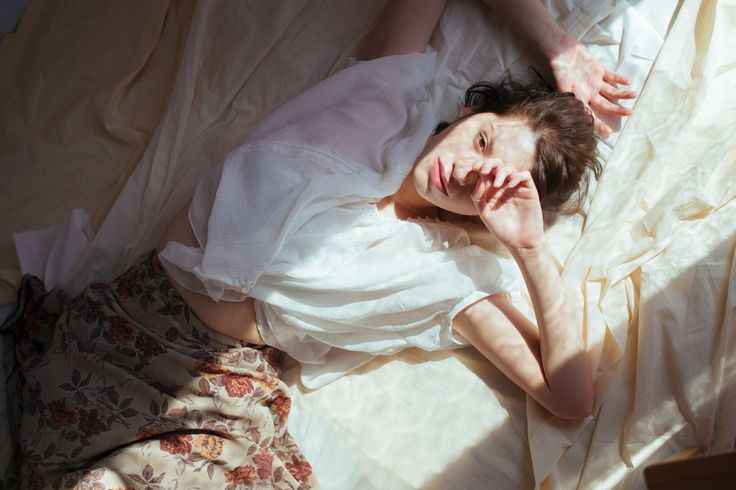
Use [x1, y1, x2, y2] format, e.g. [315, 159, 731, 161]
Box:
[11, 209, 94, 292]
[253, 203, 521, 388]
[159, 50, 438, 301]
[542, 1, 736, 487]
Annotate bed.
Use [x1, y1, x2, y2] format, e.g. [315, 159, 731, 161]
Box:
[1, 0, 734, 488]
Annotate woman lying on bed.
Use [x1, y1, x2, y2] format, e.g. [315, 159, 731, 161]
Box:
[2, 0, 635, 488]
[156, 0, 635, 415]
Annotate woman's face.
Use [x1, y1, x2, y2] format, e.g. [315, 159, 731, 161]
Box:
[411, 111, 538, 215]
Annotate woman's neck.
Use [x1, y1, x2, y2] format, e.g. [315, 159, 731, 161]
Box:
[377, 172, 439, 220]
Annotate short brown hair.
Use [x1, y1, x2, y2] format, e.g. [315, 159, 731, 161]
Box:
[436, 77, 601, 214]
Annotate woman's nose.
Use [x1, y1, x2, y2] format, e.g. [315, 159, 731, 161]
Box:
[451, 158, 482, 186]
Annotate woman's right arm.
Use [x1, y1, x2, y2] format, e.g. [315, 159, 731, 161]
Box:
[480, 0, 636, 135]
[453, 250, 593, 420]
[353, 0, 446, 61]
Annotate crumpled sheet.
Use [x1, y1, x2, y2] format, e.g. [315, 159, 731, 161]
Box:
[2, 0, 734, 488]
[0, 0, 197, 302]
[544, 1, 736, 486]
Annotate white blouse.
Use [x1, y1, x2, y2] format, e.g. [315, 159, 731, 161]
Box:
[159, 50, 522, 388]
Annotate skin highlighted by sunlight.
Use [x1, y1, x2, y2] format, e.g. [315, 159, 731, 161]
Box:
[408, 112, 537, 217]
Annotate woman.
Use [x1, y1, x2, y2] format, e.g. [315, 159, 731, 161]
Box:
[2, 0, 635, 488]
[156, 0, 634, 414]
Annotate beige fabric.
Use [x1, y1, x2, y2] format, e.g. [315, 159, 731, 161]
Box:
[2, 0, 734, 488]
[544, 1, 736, 486]
[59, 1, 389, 295]
[0, 0, 196, 303]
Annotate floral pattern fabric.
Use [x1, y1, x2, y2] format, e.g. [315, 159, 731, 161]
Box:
[0, 250, 317, 489]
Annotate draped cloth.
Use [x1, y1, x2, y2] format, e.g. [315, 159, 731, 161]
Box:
[159, 50, 438, 301]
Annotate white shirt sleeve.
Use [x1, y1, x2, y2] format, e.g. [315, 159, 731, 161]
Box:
[248, 205, 523, 389]
[159, 50, 438, 301]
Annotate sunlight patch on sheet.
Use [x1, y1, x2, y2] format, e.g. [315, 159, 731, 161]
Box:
[285, 347, 530, 489]
[593, 422, 687, 490]
[588, 350, 736, 490]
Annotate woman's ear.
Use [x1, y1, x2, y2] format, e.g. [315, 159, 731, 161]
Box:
[457, 106, 475, 118]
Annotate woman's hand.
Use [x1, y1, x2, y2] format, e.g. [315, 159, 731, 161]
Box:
[549, 32, 637, 136]
[471, 162, 544, 253]
[479, 1, 636, 135]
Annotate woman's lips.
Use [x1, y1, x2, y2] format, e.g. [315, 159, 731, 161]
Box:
[431, 158, 449, 195]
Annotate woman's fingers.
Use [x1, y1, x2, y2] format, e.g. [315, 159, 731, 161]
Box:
[591, 94, 633, 116]
[515, 170, 534, 186]
[506, 170, 534, 190]
[480, 158, 501, 176]
[485, 164, 530, 190]
[491, 166, 509, 187]
[472, 175, 492, 203]
[600, 83, 637, 100]
[456, 158, 501, 185]
[603, 70, 631, 85]
[506, 171, 523, 189]
[473, 170, 537, 215]
[549, 43, 635, 135]
[594, 116, 613, 137]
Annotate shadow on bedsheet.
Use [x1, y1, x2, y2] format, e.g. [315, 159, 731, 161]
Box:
[424, 349, 536, 489]
[572, 236, 736, 489]
[306, 344, 536, 489]
[421, 237, 736, 489]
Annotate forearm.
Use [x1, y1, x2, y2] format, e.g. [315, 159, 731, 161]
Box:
[480, 0, 571, 59]
[355, 0, 447, 60]
[512, 241, 593, 412]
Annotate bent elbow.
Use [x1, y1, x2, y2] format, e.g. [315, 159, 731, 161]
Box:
[557, 401, 594, 420]
[552, 392, 594, 420]
[548, 355, 595, 420]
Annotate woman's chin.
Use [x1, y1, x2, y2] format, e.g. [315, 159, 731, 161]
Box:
[435, 202, 478, 217]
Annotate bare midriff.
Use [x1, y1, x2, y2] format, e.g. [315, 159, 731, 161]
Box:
[155, 201, 265, 346]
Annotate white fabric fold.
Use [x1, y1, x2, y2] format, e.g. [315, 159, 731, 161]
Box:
[12, 208, 94, 292]
[159, 50, 438, 301]
[251, 204, 521, 388]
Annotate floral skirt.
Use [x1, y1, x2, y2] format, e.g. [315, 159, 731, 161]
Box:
[0, 250, 317, 489]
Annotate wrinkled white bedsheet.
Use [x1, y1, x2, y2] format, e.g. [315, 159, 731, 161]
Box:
[4, 0, 735, 488]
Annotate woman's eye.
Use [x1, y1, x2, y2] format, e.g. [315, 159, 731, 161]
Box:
[478, 133, 487, 150]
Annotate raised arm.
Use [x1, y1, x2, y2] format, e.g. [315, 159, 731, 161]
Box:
[454, 255, 593, 420]
[453, 164, 594, 420]
[480, 0, 636, 135]
[353, 0, 446, 60]
[356, 0, 636, 134]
